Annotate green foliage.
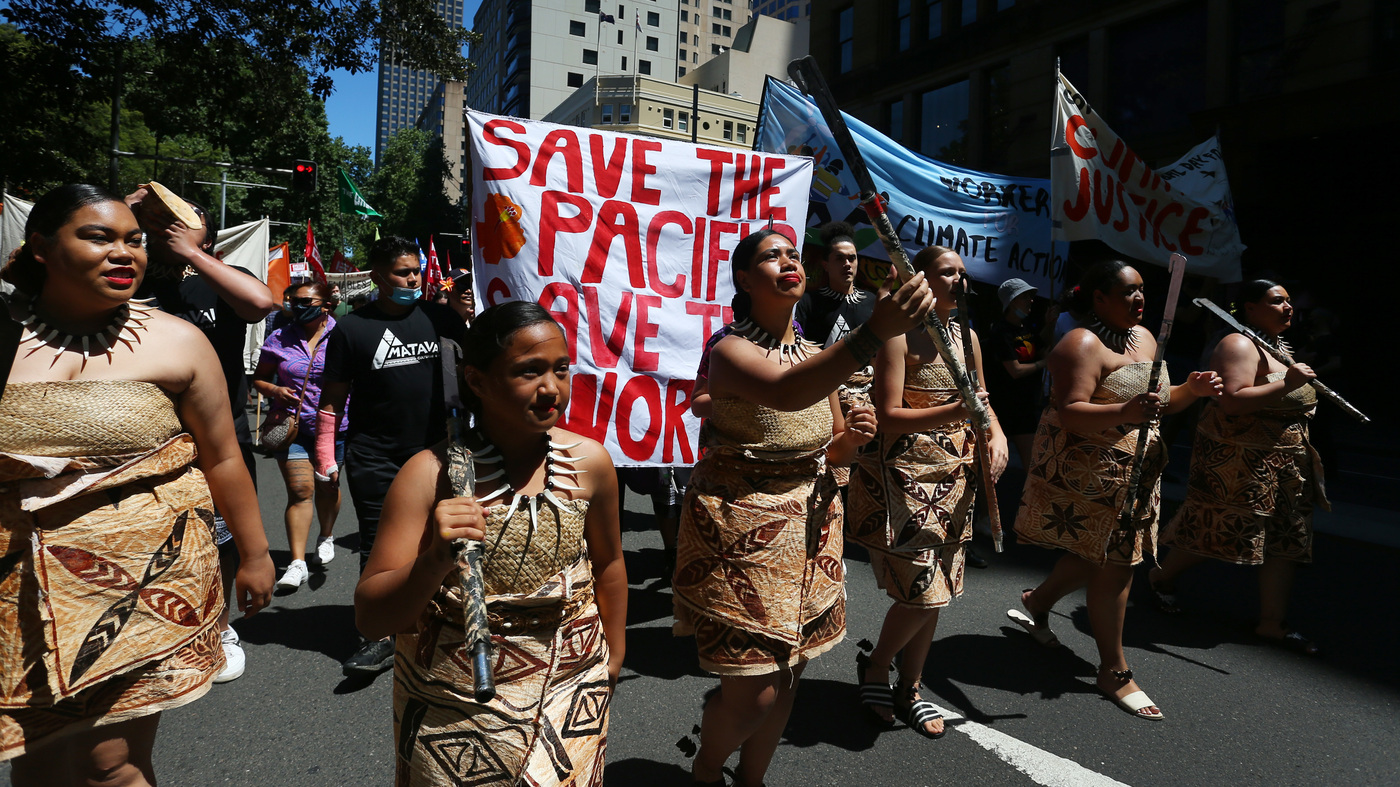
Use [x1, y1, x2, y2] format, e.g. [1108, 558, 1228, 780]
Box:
[370, 127, 463, 257]
[2, 0, 479, 98]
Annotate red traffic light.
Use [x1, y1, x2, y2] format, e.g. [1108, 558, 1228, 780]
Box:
[292, 159, 318, 192]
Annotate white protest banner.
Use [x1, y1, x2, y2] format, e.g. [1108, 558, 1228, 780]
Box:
[1052, 73, 1244, 281]
[468, 111, 813, 466]
[213, 217, 271, 374]
[1155, 135, 1239, 230]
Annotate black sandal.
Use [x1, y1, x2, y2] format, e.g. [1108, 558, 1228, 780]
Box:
[1258, 627, 1320, 656]
[893, 685, 946, 740]
[856, 650, 897, 730]
[1147, 581, 1181, 615]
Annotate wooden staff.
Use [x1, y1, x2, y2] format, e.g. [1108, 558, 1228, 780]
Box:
[1118, 253, 1186, 530]
[1193, 297, 1369, 424]
[953, 275, 1004, 552]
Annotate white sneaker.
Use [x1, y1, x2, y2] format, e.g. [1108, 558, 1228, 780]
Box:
[276, 559, 308, 590]
[316, 536, 336, 565]
[214, 627, 245, 683]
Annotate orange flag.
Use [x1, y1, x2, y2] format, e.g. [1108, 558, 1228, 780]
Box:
[267, 243, 291, 300]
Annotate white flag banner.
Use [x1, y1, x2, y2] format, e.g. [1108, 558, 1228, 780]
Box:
[1, 193, 34, 275]
[468, 110, 814, 466]
[213, 217, 271, 374]
[1155, 134, 1239, 231]
[1052, 73, 1245, 281]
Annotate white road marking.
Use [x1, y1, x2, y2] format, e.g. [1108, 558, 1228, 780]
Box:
[929, 702, 1131, 787]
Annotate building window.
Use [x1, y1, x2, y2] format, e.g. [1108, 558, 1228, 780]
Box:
[927, 0, 943, 39]
[618, 4, 624, 18]
[647, 11, 660, 26]
[737, 124, 747, 144]
[570, 20, 586, 36]
[680, 48, 687, 60]
[713, 23, 722, 34]
[897, 0, 912, 51]
[620, 103, 632, 123]
[723, 9, 732, 20]
[602, 103, 614, 123]
[985, 63, 1012, 168]
[920, 79, 969, 163]
[1107, 2, 1208, 137]
[679, 65, 687, 76]
[639, 59, 652, 74]
[621, 55, 628, 70]
[960, 0, 976, 25]
[647, 36, 659, 51]
[723, 120, 734, 140]
[585, 0, 601, 11]
[711, 43, 722, 54]
[567, 72, 584, 87]
[837, 6, 855, 73]
[681, 10, 688, 21]
[679, 111, 689, 131]
[693, 33, 699, 44]
[723, 25, 731, 36]
[618, 30, 624, 44]
[663, 108, 674, 128]
[583, 48, 598, 65]
[712, 6, 722, 16]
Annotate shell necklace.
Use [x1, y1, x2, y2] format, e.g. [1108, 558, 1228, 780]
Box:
[819, 286, 866, 305]
[470, 432, 586, 536]
[1087, 316, 1140, 353]
[16, 296, 156, 368]
[733, 317, 811, 365]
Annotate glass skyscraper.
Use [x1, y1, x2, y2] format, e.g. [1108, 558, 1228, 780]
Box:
[376, 0, 468, 165]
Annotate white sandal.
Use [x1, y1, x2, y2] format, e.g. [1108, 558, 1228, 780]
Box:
[1100, 668, 1164, 721]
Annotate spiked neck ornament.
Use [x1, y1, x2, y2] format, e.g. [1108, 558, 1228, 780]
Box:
[470, 432, 587, 536]
[819, 286, 866, 305]
[17, 296, 156, 368]
[733, 317, 811, 365]
[1087, 315, 1140, 354]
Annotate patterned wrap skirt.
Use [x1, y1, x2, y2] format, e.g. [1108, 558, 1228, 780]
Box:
[673, 449, 846, 676]
[1013, 362, 1168, 566]
[0, 381, 223, 761]
[1163, 396, 1329, 565]
[847, 367, 976, 608]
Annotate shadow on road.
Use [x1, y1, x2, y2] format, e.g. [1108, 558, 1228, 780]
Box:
[622, 626, 704, 681]
[235, 602, 362, 663]
[918, 631, 1096, 723]
[603, 757, 691, 785]
[783, 677, 881, 752]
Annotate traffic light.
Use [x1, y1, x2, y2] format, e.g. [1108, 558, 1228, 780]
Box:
[292, 160, 317, 192]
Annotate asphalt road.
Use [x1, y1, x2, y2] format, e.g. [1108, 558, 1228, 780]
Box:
[8, 453, 1399, 786]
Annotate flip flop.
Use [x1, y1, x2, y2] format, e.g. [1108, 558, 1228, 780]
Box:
[1006, 598, 1060, 648]
[1258, 629, 1320, 656]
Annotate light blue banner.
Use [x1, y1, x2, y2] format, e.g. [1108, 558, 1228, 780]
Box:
[755, 77, 1065, 291]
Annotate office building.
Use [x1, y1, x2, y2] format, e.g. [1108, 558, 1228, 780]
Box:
[679, 13, 808, 101]
[752, 0, 812, 21]
[676, 0, 755, 77]
[467, 0, 682, 120]
[376, 0, 469, 165]
[543, 74, 761, 147]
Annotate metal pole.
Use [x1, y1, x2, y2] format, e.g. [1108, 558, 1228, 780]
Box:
[691, 84, 699, 144]
[109, 53, 123, 192]
[219, 169, 228, 230]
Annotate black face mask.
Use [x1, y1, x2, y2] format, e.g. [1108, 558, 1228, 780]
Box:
[291, 303, 324, 325]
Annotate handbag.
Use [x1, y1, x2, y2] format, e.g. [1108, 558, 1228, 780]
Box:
[254, 328, 325, 455]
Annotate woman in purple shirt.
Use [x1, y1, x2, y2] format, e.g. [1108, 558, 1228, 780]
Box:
[253, 281, 348, 591]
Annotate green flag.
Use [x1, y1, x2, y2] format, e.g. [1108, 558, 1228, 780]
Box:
[338, 167, 382, 218]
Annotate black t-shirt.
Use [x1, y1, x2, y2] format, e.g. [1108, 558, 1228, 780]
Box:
[137, 268, 260, 443]
[795, 288, 877, 348]
[322, 300, 464, 457]
[984, 317, 1044, 413]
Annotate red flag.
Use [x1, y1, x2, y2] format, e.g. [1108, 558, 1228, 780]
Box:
[304, 220, 328, 284]
[328, 249, 356, 274]
[423, 235, 444, 299]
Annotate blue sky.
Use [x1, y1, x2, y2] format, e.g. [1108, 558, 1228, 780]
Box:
[324, 1, 484, 155]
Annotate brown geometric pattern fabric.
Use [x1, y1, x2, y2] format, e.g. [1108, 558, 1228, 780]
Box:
[1163, 398, 1328, 565]
[393, 501, 611, 787]
[847, 362, 976, 608]
[1014, 363, 1169, 566]
[0, 382, 222, 761]
[832, 368, 873, 487]
[673, 392, 845, 677]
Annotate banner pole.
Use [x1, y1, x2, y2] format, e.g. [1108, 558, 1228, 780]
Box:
[1047, 57, 1061, 306]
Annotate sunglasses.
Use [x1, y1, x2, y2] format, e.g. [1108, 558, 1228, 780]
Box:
[288, 297, 323, 308]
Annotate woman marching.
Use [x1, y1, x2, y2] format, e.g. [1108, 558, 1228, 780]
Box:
[846, 246, 1008, 739]
[675, 228, 932, 787]
[1152, 280, 1325, 655]
[1, 185, 274, 784]
[1009, 260, 1221, 721]
[354, 301, 627, 786]
[252, 281, 346, 590]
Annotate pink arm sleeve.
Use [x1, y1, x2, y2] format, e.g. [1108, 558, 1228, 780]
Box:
[315, 409, 339, 471]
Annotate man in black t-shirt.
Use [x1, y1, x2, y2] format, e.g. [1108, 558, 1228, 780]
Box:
[316, 235, 463, 677]
[130, 190, 279, 685]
